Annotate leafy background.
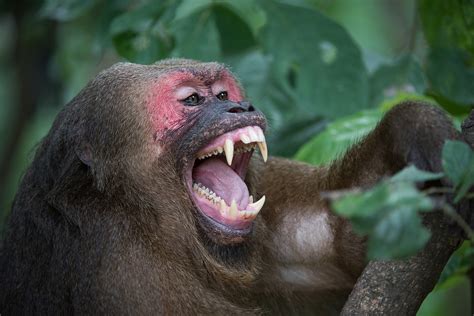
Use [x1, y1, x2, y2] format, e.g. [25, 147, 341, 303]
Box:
[0, 0, 473, 314]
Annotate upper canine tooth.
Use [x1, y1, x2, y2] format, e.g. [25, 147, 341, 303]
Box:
[224, 139, 234, 166]
[258, 141, 268, 162]
[248, 195, 265, 214]
[240, 134, 251, 144]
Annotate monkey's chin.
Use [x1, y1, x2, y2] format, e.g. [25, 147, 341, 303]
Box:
[185, 126, 267, 241]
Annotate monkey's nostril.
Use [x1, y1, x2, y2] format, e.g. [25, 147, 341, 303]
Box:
[227, 102, 255, 113]
[228, 107, 245, 113]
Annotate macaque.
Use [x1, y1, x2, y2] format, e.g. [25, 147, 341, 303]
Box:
[0, 59, 460, 315]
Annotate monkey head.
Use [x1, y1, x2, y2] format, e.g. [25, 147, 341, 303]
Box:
[150, 61, 268, 246]
[61, 59, 267, 250]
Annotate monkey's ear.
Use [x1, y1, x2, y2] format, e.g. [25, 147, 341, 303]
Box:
[76, 142, 94, 167]
[75, 142, 108, 192]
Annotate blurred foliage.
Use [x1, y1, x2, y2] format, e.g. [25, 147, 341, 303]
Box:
[418, 274, 472, 316]
[1, 0, 473, 313]
[331, 143, 474, 261]
[443, 140, 474, 203]
[333, 166, 439, 260]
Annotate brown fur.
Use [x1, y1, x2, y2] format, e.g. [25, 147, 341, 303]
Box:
[0, 59, 460, 315]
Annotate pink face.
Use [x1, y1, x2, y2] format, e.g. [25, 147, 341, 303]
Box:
[143, 66, 267, 240]
[146, 70, 244, 145]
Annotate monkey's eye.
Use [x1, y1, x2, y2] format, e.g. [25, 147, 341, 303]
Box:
[216, 91, 228, 101]
[182, 93, 203, 106]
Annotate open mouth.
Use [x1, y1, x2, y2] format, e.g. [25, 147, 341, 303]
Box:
[187, 126, 267, 231]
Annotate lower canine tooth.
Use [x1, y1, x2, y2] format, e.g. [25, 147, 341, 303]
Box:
[248, 195, 265, 214]
[219, 199, 228, 214]
[229, 200, 238, 217]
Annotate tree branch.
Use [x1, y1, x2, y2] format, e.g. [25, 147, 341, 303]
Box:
[342, 111, 474, 315]
[341, 212, 463, 315]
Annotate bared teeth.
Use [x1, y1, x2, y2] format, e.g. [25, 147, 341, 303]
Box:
[196, 126, 268, 163]
[224, 138, 234, 166]
[240, 134, 251, 144]
[247, 195, 265, 214]
[248, 128, 258, 142]
[197, 146, 223, 160]
[256, 128, 264, 141]
[258, 141, 268, 162]
[219, 199, 228, 215]
[229, 200, 238, 218]
[192, 182, 265, 221]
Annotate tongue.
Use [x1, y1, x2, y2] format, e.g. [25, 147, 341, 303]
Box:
[193, 158, 249, 209]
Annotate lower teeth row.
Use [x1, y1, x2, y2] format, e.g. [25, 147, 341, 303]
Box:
[193, 182, 222, 204]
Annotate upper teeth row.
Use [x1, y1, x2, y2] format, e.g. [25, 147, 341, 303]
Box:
[235, 143, 257, 154]
[197, 143, 256, 160]
[197, 126, 268, 164]
[193, 182, 266, 220]
[198, 147, 224, 160]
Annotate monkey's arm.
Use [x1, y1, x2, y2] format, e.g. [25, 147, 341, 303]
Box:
[256, 102, 461, 292]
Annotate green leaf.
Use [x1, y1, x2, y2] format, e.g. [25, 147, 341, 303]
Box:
[40, 0, 96, 21]
[175, 0, 266, 36]
[442, 140, 474, 201]
[213, 5, 257, 55]
[370, 56, 426, 107]
[175, 1, 261, 56]
[442, 141, 471, 185]
[417, 275, 471, 316]
[259, 1, 369, 119]
[419, 0, 474, 57]
[333, 181, 434, 260]
[109, 3, 173, 64]
[391, 165, 443, 183]
[426, 48, 474, 106]
[438, 241, 474, 284]
[55, 4, 119, 102]
[368, 207, 431, 259]
[171, 10, 221, 61]
[295, 109, 383, 165]
[332, 183, 391, 233]
[266, 115, 327, 157]
[215, 1, 266, 36]
[230, 51, 327, 157]
[228, 51, 275, 114]
[174, 0, 212, 20]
